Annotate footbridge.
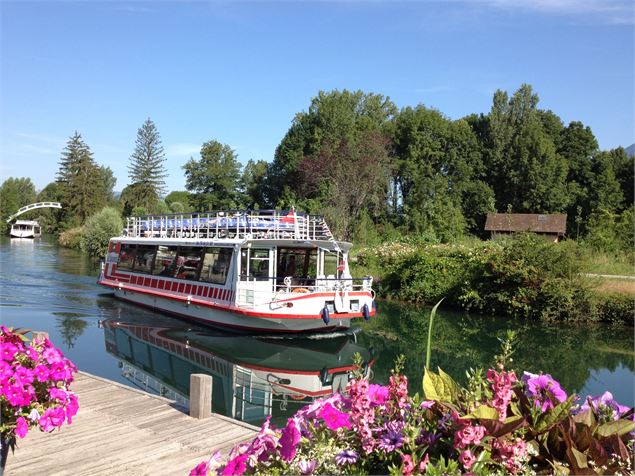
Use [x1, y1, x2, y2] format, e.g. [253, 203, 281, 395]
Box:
[6, 202, 62, 223]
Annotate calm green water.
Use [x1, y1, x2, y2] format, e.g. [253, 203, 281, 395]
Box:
[1, 236, 632, 426]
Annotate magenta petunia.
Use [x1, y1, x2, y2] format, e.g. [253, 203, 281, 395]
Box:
[279, 419, 301, 461]
[15, 416, 29, 439]
[221, 454, 248, 476]
[368, 384, 389, 406]
[0, 342, 19, 362]
[318, 402, 351, 431]
[189, 460, 209, 476]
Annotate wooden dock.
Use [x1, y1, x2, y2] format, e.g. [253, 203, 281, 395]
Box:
[5, 371, 258, 476]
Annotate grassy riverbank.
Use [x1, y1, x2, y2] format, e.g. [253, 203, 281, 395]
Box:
[352, 234, 634, 326]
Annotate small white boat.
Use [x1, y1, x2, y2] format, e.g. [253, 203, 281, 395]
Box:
[9, 220, 41, 238]
[98, 210, 376, 333]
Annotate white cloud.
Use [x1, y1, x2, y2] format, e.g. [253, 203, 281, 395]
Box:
[463, 0, 634, 23]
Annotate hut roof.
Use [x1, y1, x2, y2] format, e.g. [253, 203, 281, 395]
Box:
[484, 213, 567, 235]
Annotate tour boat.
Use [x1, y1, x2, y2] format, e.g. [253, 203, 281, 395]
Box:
[9, 220, 42, 238]
[98, 210, 376, 333]
[102, 317, 374, 423]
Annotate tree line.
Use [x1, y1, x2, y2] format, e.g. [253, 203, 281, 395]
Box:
[1, 84, 633, 252]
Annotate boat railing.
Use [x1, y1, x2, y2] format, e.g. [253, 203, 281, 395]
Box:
[124, 210, 336, 242]
[235, 275, 373, 308]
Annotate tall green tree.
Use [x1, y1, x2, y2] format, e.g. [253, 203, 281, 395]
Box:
[480, 84, 569, 213]
[297, 130, 393, 239]
[35, 182, 64, 233]
[0, 177, 37, 231]
[393, 106, 493, 239]
[56, 132, 107, 224]
[557, 121, 599, 235]
[183, 140, 242, 211]
[240, 159, 268, 210]
[266, 89, 397, 209]
[127, 118, 168, 209]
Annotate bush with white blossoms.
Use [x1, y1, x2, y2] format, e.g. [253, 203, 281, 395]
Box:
[192, 341, 634, 476]
[0, 327, 79, 457]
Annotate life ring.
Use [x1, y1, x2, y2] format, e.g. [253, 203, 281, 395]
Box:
[290, 394, 306, 401]
[292, 287, 310, 293]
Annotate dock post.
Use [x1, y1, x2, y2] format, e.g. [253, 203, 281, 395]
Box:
[189, 374, 213, 419]
[31, 331, 49, 341]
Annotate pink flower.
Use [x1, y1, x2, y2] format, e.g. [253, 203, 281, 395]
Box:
[189, 460, 209, 476]
[454, 424, 487, 449]
[15, 416, 29, 439]
[14, 365, 34, 384]
[66, 394, 79, 423]
[42, 347, 63, 365]
[33, 364, 50, 382]
[419, 454, 430, 473]
[459, 449, 477, 469]
[318, 402, 351, 431]
[368, 384, 389, 406]
[279, 419, 301, 461]
[401, 454, 415, 475]
[1, 343, 18, 361]
[221, 454, 248, 476]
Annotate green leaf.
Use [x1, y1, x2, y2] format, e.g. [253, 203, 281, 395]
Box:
[425, 298, 444, 369]
[566, 447, 588, 471]
[423, 368, 460, 403]
[571, 409, 596, 428]
[596, 419, 635, 438]
[464, 405, 499, 420]
[480, 415, 526, 438]
[533, 395, 575, 433]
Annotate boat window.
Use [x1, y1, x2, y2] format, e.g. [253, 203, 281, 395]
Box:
[241, 249, 270, 281]
[134, 245, 156, 274]
[175, 247, 203, 281]
[199, 247, 232, 285]
[323, 251, 340, 279]
[118, 244, 136, 272]
[153, 246, 178, 276]
[277, 248, 318, 282]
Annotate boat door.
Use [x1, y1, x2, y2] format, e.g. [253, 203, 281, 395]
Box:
[236, 246, 274, 306]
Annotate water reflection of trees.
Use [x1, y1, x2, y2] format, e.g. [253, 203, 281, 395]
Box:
[358, 301, 634, 398]
[56, 315, 88, 349]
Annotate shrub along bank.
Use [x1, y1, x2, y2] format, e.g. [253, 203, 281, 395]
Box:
[355, 234, 633, 326]
[58, 207, 122, 259]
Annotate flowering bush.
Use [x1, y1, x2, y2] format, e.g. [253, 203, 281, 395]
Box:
[192, 344, 634, 475]
[0, 327, 78, 453]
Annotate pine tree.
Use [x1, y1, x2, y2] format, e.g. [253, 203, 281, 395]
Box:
[128, 118, 168, 209]
[57, 132, 107, 224]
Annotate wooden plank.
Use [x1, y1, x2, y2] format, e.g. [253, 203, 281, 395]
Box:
[5, 371, 258, 475]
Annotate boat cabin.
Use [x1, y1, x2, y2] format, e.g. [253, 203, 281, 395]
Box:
[10, 220, 41, 238]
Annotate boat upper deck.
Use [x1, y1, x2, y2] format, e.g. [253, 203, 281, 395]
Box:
[125, 210, 340, 244]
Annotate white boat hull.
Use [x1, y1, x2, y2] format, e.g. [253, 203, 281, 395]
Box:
[111, 287, 354, 333]
[9, 230, 40, 238]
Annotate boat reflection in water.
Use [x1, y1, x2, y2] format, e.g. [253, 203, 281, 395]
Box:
[102, 317, 374, 426]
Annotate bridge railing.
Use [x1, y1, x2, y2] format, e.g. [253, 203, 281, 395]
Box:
[6, 202, 62, 223]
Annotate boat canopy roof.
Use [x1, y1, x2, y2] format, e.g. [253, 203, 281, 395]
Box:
[121, 210, 350, 251]
[113, 236, 352, 253]
[13, 220, 40, 226]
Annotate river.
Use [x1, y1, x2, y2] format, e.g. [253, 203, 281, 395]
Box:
[1, 236, 632, 427]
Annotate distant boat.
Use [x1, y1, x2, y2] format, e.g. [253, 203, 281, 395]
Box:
[9, 220, 41, 238]
[98, 210, 376, 333]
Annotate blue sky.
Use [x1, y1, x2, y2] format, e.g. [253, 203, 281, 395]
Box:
[1, 0, 633, 194]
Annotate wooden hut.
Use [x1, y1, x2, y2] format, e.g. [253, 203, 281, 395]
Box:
[484, 213, 567, 242]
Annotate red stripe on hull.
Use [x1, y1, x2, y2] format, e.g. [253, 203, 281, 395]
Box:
[99, 278, 374, 320]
